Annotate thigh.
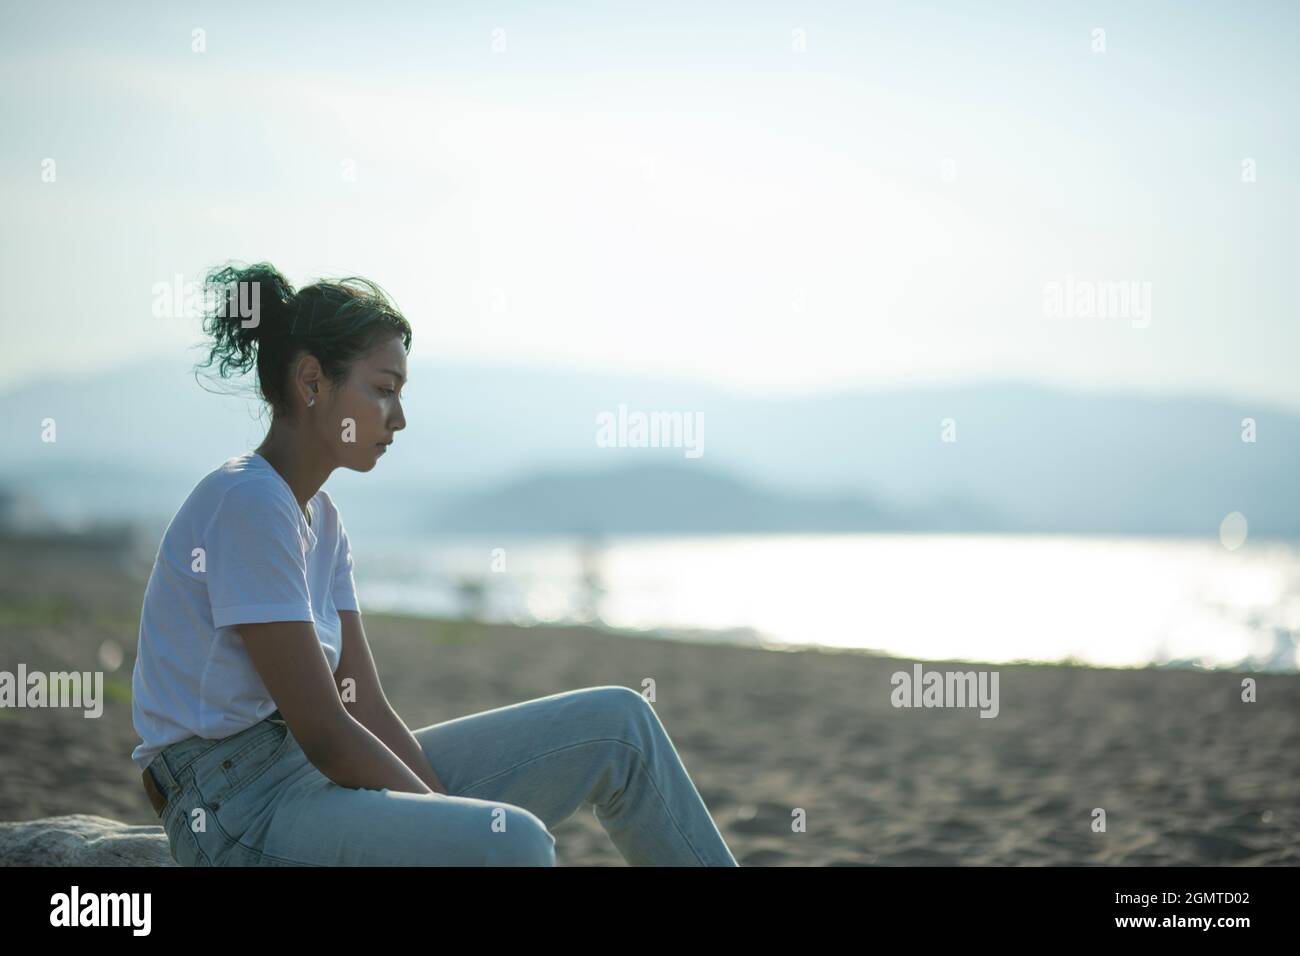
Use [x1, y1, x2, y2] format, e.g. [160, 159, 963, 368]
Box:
[412, 686, 652, 823]
[177, 718, 554, 866]
[257, 767, 556, 866]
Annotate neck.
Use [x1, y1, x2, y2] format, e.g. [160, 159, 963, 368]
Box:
[254, 424, 334, 518]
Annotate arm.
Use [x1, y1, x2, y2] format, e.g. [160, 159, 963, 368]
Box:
[237, 619, 434, 795]
[206, 483, 427, 794]
[334, 609, 448, 795]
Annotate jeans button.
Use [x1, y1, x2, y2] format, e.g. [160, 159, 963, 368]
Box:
[222, 759, 232, 768]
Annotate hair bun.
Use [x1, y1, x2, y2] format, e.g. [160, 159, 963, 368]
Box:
[209, 262, 295, 341]
[193, 261, 295, 383]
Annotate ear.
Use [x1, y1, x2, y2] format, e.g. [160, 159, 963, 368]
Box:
[293, 352, 324, 402]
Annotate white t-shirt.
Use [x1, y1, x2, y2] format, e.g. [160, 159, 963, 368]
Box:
[130, 451, 359, 770]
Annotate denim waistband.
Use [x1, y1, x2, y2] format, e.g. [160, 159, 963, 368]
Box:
[146, 709, 286, 804]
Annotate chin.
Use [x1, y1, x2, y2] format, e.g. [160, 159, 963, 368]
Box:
[339, 449, 379, 472]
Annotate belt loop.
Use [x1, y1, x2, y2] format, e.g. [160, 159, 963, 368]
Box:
[148, 753, 181, 795]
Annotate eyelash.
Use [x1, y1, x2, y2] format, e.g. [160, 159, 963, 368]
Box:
[379, 387, 398, 397]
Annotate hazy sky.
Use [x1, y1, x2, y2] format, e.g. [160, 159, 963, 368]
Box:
[2, 1, 1297, 408]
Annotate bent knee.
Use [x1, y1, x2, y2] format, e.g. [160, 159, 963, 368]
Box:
[487, 807, 556, 867]
[584, 684, 651, 717]
[581, 685, 656, 741]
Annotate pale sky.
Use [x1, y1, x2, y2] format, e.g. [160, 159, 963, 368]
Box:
[2, 0, 1297, 408]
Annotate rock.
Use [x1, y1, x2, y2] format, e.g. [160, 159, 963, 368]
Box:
[0, 814, 177, 866]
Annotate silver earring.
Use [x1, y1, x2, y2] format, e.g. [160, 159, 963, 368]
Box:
[307, 396, 315, 408]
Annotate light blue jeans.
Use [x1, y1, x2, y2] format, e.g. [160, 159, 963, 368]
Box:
[147, 685, 739, 866]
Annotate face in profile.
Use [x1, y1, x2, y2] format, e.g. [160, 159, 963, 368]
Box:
[313, 334, 408, 471]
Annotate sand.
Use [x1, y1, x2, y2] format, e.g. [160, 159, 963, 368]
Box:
[1, 539, 1296, 866]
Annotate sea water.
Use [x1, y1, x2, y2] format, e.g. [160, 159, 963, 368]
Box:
[352, 533, 1300, 672]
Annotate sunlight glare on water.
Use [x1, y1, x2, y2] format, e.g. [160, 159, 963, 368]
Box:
[357, 534, 1300, 671]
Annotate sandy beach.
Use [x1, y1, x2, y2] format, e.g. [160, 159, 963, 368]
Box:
[1, 539, 1297, 866]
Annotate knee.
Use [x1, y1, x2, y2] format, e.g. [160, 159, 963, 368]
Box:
[586, 685, 653, 720]
[588, 685, 657, 738]
[489, 807, 556, 867]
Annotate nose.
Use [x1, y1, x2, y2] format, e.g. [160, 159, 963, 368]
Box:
[389, 398, 406, 434]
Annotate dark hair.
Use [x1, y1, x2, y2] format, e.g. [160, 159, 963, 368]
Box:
[193, 261, 412, 417]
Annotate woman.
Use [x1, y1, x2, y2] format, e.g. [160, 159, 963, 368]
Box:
[130, 261, 739, 866]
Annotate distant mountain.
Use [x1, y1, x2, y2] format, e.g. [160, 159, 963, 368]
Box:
[0, 356, 1296, 537]
[427, 462, 1009, 534]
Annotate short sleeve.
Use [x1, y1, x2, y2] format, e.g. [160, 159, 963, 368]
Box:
[333, 517, 360, 613]
[205, 480, 315, 628]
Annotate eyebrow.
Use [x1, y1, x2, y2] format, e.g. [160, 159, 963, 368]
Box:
[377, 368, 406, 384]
